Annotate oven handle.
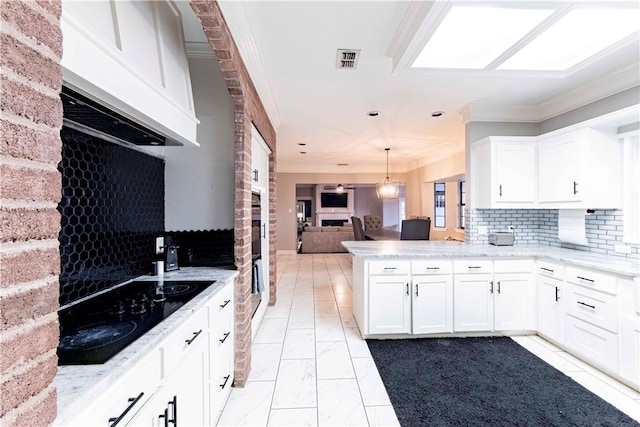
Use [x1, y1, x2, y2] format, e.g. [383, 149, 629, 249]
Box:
[108, 392, 144, 427]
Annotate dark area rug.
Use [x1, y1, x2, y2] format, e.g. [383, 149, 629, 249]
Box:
[366, 336, 639, 427]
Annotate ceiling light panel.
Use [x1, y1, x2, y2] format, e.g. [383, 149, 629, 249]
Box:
[498, 8, 640, 71]
[412, 6, 554, 69]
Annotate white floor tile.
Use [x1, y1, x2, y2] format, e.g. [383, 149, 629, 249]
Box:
[315, 317, 345, 342]
[254, 318, 288, 344]
[344, 327, 371, 359]
[288, 308, 315, 330]
[314, 300, 340, 318]
[268, 408, 318, 427]
[334, 293, 352, 308]
[352, 358, 391, 406]
[511, 336, 583, 373]
[317, 379, 369, 426]
[332, 284, 352, 294]
[530, 334, 565, 352]
[217, 381, 275, 427]
[314, 288, 335, 301]
[272, 359, 317, 409]
[338, 307, 358, 328]
[317, 341, 355, 379]
[250, 343, 283, 381]
[282, 328, 316, 359]
[365, 406, 401, 427]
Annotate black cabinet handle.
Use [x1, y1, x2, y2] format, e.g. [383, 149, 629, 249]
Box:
[108, 392, 144, 427]
[541, 267, 554, 273]
[220, 374, 231, 389]
[253, 169, 259, 182]
[219, 331, 231, 344]
[577, 301, 596, 310]
[158, 408, 169, 427]
[425, 267, 440, 271]
[383, 267, 397, 271]
[185, 329, 202, 345]
[220, 299, 231, 309]
[468, 266, 481, 270]
[489, 281, 494, 294]
[555, 286, 560, 302]
[262, 223, 266, 239]
[573, 181, 578, 195]
[576, 276, 594, 283]
[415, 284, 419, 297]
[406, 283, 409, 296]
[168, 395, 177, 426]
[499, 184, 502, 197]
[497, 281, 501, 294]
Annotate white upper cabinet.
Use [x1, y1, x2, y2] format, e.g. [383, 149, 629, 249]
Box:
[537, 128, 620, 208]
[251, 129, 271, 192]
[61, 0, 199, 146]
[472, 137, 537, 209]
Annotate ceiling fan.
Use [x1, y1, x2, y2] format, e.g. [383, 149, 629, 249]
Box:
[323, 184, 355, 192]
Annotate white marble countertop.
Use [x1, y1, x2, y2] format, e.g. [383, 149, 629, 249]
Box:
[341, 240, 640, 277]
[53, 267, 238, 426]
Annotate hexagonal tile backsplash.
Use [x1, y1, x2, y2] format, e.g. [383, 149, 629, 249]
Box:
[58, 127, 164, 306]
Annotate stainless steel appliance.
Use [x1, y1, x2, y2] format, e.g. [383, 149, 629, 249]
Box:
[488, 232, 515, 246]
[57, 280, 215, 364]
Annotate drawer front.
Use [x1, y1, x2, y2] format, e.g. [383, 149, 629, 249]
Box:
[161, 308, 208, 376]
[538, 260, 565, 280]
[210, 287, 234, 353]
[368, 260, 410, 275]
[565, 315, 619, 372]
[566, 285, 618, 333]
[453, 260, 493, 274]
[411, 260, 452, 275]
[566, 266, 616, 295]
[493, 259, 534, 274]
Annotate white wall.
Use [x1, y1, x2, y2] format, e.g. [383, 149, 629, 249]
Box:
[153, 56, 235, 230]
[353, 187, 383, 219]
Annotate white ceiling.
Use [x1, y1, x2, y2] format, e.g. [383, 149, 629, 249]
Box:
[178, 1, 640, 175]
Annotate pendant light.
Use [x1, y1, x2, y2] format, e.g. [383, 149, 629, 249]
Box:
[376, 148, 400, 199]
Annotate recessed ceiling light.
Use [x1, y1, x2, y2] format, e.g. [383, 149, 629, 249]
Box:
[367, 111, 380, 117]
[337, 163, 349, 166]
[298, 143, 306, 146]
[431, 111, 444, 117]
[413, 6, 554, 69]
[300, 151, 307, 154]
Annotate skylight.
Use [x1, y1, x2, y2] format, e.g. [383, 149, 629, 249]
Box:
[411, 3, 640, 72]
[498, 8, 640, 71]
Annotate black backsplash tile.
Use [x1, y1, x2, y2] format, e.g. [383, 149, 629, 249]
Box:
[58, 127, 164, 306]
[164, 230, 235, 268]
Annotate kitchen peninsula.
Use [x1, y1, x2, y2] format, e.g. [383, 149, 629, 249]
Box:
[342, 240, 640, 391]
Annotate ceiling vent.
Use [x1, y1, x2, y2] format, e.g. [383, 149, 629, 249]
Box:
[336, 49, 361, 69]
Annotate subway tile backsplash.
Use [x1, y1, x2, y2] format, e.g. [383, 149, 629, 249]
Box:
[467, 208, 640, 260]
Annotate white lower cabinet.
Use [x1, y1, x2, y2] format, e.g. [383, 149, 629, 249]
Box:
[369, 275, 411, 334]
[412, 275, 453, 334]
[538, 275, 565, 345]
[494, 273, 535, 331]
[454, 274, 493, 332]
[565, 315, 619, 371]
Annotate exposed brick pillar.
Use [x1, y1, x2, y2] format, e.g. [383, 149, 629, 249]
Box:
[0, 1, 63, 426]
[189, 0, 276, 387]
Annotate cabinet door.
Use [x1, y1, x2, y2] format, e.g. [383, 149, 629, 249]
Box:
[495, 143, 536, 204]
[454, 274, 493, 332]
[412, 275, 453, 334]
[494, 273, 534, 331]
[368, 276, 411, 334]
[538, 276, 565, 344]
[538, 136, 581, 203]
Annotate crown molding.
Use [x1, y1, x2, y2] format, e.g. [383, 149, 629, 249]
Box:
[458, 104, 540, 124]
[217, 1, 281, 130]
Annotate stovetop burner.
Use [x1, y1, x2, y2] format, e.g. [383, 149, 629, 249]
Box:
[57, 280, 215, 365]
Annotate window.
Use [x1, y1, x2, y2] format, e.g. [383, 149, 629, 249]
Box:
[459, 181, 466, 229]
[434, 183, 446, 228]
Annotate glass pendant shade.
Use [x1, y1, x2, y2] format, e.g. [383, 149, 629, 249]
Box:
[376, 148, 400, 199]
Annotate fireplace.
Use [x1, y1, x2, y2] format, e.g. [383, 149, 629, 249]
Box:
[322, 219, 348, 226]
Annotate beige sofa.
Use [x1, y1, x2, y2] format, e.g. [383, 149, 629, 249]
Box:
[301, 226, 355, 253]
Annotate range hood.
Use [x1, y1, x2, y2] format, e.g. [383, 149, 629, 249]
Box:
[61, 86, 182, 146]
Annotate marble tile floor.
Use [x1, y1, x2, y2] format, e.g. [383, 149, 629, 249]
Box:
[217, 253, 640, 426]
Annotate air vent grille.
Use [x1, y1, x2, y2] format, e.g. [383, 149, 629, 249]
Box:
[336, 49, 361, 69]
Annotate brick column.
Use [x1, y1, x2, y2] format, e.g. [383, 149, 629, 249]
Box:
[0, 1, 63, 426]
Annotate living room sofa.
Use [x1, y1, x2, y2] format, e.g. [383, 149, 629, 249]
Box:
[301, 226, 355, 253]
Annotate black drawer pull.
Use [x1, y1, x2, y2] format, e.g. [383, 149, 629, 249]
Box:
[540, 267, 554, 273]
[219, 331, 231, 343]
[576, 276, 594, 283]
[185, 329, 203, 345]
[425, 267, 440, 270]
[468, 266, 481, 270]
[577, 301, 596, 310]
[555, 286, 560, 302]
[383, 267, 397, 271]
[220, 299, 231, 309]
[108, 392, 144, 427]
[220, 374, 231, 389]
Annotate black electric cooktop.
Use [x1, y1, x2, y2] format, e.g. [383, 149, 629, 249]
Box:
[57, 280, 215, 365]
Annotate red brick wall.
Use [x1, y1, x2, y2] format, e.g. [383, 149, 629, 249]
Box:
[189, 1, 277, 387]
[0, 1, 63, 426]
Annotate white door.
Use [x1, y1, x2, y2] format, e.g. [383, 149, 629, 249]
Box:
[412, 276, 453, 334]
[538, 276, 565, 344]
[453, 274, 493, 332]
[368, 276, 411, 334]
[495, 143, 536, 204]
[538, 136, 581, 203]
[494, 273, 534, 331]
